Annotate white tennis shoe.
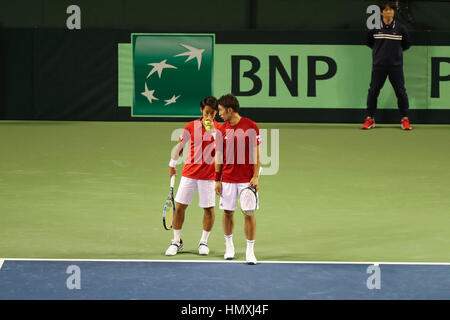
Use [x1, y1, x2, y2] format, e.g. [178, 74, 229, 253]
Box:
[246, 249, 257, 265]
[198, 241, 209, 255]
[165, 239, 183, 256]
[224, 245, 235, 260]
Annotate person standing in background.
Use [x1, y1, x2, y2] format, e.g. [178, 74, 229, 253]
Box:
[362, 0, 412, 130]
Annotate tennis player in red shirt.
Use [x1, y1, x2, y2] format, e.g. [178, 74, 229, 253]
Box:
[214, 94, 262, 265]
[166, 96, 221, 256]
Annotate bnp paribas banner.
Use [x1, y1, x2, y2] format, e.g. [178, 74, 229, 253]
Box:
[129, 34, 214, 117]
[118, 35, 450, 117]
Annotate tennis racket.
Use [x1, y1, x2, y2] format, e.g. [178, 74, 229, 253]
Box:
[238, 186, 258, 216]
[162, 175, 176, 230]
[238, 167, 262, 216]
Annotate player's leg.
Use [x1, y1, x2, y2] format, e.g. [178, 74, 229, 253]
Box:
[244, 214, 256, 240]
[202, 207, 215, 232]
[223, 210, 235, 259]
[388, 67, 412, 130]
[197, 180, 216, 255]
[238, 183, 258, 265]
[223, 209, 234, 236]
[197, 207, 215, 255]
[364, 67, 389, 129]
[166, 177, 197, 256]
[219, 182, 238, 260]
[173, 203, 188, 237]
[243, 214, 257, 265]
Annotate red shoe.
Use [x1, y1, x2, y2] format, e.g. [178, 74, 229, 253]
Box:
[362, 117, 375, 129]
[401, 117, 412, 130]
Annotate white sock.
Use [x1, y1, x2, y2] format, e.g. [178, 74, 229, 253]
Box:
[224, 234, 233, 247]
[173, 229, 181, 244]
[247, 240, 255, 252]
[200, 230, 210, 243]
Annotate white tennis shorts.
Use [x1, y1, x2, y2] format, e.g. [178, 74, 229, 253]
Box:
[219, 182, 259, 211]
[175, 176, 216, 208]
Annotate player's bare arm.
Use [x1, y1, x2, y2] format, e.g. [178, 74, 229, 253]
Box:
[214, 149, 223, 196]
[168, 141, 186, 177]
[249, 144, 260, 190]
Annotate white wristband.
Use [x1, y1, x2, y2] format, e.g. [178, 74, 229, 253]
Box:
[169, 159, 177, 168]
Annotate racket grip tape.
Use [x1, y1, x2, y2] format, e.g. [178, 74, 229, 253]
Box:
[170, 175, 176, 188]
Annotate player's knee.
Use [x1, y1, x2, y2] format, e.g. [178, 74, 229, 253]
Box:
[243, 214, 255, 221]
[203, 207, 214, 216]
[224, 210, 234, 217]
[175, 204, 188, 215]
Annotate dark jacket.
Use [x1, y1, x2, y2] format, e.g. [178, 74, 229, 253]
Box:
[367, 20, 411, 67]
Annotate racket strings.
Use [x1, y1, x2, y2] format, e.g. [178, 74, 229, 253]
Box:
[240, 189, 257, 211]
[163, 200, 174, 230]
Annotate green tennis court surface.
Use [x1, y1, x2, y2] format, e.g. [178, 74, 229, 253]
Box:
[1, 121, 450, 263]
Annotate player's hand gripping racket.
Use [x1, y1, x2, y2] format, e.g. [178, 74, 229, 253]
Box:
[162, 175, 176, 230]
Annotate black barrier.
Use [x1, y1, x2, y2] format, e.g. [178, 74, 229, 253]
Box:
[32, 29, 123, 120]
[1, 0, 450, 31]
[0, 23, 2, 119]
[1, 28, 35, 120]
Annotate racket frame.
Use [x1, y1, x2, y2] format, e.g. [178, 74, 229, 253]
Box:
[162, 175, 176, 230]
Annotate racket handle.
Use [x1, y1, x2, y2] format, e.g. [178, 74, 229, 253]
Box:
[170, 175, 176, 188]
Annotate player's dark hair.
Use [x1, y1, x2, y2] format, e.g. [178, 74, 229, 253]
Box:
[200, 96, 218, 111]
[218, 94, 240, 113]
[379, 0, 396, 11]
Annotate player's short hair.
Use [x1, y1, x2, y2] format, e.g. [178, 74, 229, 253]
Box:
[379, 0, 396, 11]
[218, 94, 240, 113]
[200, 96, 218, 111]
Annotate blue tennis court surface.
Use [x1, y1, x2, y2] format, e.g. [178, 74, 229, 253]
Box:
[1, 259, 450, 300]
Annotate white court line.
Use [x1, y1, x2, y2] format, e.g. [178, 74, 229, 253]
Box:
[2, 258, 450, 266]
[0, 259, 4, 270]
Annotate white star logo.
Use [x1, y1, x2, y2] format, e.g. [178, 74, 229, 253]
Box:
[164, 95, 181, 106]
[141, 83, 159, 103]
[175, 44, 205, 70]
[146, 59, 177, 78]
